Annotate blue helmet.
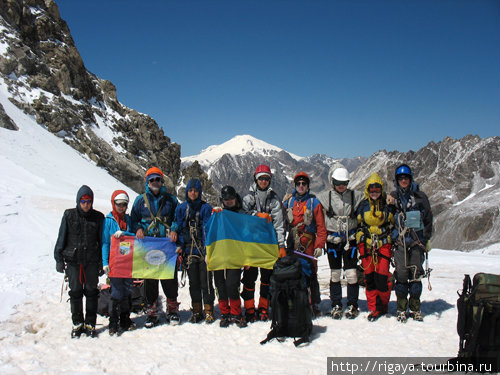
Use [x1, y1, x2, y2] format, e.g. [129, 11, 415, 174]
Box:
[395, 164, 413, 180]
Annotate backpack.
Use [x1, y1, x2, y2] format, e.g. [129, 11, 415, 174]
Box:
[130, 279, 147, 314]
[456, 273, 500, 371]
[97, 284, 111, 317]
[260, 255, 313, 347]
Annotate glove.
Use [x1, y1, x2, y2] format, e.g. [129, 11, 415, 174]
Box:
[348, 233, 356, 242]
[313, 248, 323, 258]
[256, 212, 272, 223]
[212, 207, 223, 213]
[56, 261, 65, 273]
[279, 247, 287, 258]
[103, 265, 110, 275]
[327, 234, 342, 244]
[175, 246, 183, 254]
[113, 230, 123, 238]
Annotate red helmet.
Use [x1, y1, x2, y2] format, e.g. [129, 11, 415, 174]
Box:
[254, 164, 272, 180]
[293, 171, 310, 185]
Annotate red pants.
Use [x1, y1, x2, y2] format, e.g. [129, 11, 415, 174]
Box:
[359, 243, 392, 313]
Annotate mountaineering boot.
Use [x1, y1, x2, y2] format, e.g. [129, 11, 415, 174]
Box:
[219, 314, 232, 328]
[232, 314, 248, 328]
[188, 302, 204, 324]
[119, 296, 135, 331]
[344, 304, 359, 320]
[396, 294, 408, 312]
[410, 310, 424, 322]
[367, 311, 382, 322]
[331, 304, 343, 320]
[71, 323, 84, 339]
[144, 302, 159, 328]
[167, 298, 181, 326]
[85, 324, 97, 338]
[397, 310, 408, 323]
[258, 308, 269, 322]
[204, 304, 215, 324]
[245, 308, 257, 323]
[120, 316, 136, 332]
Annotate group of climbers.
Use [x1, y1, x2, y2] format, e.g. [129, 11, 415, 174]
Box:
[54, 161, 432, 338]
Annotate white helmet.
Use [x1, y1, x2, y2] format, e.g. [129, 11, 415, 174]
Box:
[332, 167, 349, 183]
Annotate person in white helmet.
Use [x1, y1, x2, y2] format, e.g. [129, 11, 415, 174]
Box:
[317, 166, 363, 319]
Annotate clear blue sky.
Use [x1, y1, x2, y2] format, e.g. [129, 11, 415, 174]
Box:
[57, 0, 500, 158]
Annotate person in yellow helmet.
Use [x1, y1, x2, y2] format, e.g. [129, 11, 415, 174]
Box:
[356, 173, 395, 322]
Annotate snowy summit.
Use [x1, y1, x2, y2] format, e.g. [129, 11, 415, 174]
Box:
[181, 134, 303, 167]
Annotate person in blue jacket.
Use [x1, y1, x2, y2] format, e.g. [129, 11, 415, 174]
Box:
[130, 167, 179, 328]
[172, 179, 215, 323]
[102, 190, 136, 336]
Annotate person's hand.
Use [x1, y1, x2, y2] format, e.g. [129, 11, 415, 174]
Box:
[256, 212, 272, 223]
[113, 230, 123, 238]
[170, 231, 178, 242]
[313, 248, 323, 258]
[212, 207, 223, 213]
[103, 265, 110, 275]
[282, 193, 292, 203]
[56, 261, 65, 273]
[327, 234, 342, 244]
[175, 246, 183, 254]
[279, 247, 287, 258]
[136, 228, 145, 239]
[386, 195, 396, 205]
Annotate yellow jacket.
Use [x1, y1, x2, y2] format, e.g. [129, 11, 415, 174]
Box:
[356, 173, 394, 248]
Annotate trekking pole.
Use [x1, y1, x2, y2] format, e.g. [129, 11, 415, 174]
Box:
[60, 274, 68, 302]
[293, 251, 315, 260]
[425, 250, 432, 291]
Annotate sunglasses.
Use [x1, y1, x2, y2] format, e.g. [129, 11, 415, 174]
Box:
[397, 175, 410, 181]
[333, 180, 348, 186]
[148, 177, 163, 183]
[368, 188, 382, 194]
[258, 176, 270, 182]
[295, 181, 308, 187]
[80, 199, 92, 204]
[115, 202, 128, 207]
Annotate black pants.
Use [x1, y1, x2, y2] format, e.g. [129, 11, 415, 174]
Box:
[66, 263, 99, 326]
[144, 265, 178, 306]
[214, 269, 241, 301]
[186, 259, 215, 306]
[241, 267, 272, 302]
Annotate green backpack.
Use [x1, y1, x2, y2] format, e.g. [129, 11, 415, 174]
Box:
[457, 273, 500, 371]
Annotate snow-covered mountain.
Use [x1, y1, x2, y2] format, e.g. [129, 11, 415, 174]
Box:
[2, 81, 500, 374]
[182, 134, 366, 200]
[348, 135, 500, 250]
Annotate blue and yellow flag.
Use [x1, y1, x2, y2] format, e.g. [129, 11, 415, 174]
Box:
[206, 210, 279, 271]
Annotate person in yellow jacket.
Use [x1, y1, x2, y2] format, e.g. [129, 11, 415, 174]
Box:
[356, 173, 395, 321]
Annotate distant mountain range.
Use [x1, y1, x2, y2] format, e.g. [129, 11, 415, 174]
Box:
[181, 134, 366, 200]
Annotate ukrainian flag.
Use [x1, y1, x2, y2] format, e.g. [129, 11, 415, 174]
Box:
[206, 210, 279, 271]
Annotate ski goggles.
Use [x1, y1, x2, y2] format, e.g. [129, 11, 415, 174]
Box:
[114, 202, 128, 207]
[257, 176, 271, 182]
[333, 180, 348, 186]
[80, 199, 93, 204]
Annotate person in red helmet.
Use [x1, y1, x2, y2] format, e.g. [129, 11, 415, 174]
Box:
[241, 164, 286, 322]
[283, 171, 327, 317]
[130, 167, 180, 328]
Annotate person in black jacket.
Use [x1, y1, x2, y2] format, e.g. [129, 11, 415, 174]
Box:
[387, 164, 433, 323]
[54, 185, 104, 338]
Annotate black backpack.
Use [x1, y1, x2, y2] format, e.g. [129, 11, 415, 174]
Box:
[260, 255, 313, 347]
[456, 273, 500, 371]
[97, 280, 146, 316]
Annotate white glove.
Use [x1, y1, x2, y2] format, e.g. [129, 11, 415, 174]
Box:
[327, 234, 343, 244]
[348, 233, 356, 241]
[313, 248, 323, 258]
[113, 230, 123, 238]
[103, 265, 110, 275]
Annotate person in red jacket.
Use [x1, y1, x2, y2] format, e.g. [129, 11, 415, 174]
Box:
[283, 172, 327, 317]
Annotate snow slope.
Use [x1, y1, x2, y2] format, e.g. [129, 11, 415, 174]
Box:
[181, 134, 303, 167]
[1, 79, 500, 375]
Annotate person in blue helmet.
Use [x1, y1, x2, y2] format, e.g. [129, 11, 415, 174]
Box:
[387, 164, 433, 322]
[172, 179, 215, 324]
